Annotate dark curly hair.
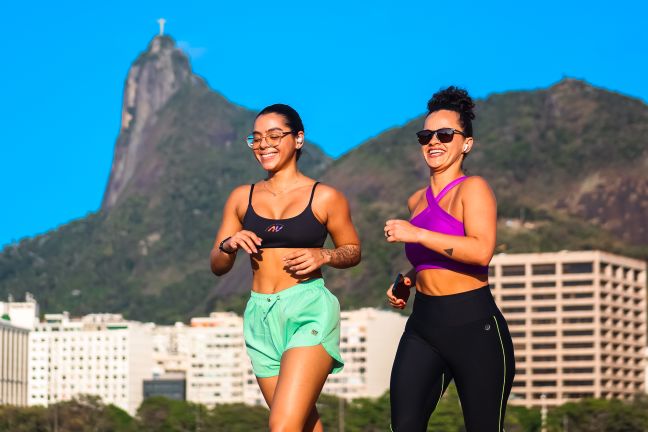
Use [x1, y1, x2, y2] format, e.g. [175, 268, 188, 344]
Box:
[256, 104, 304, 160]
[426, 86, 475, 137]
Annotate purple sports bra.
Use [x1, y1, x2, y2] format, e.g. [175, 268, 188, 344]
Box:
[404, 176, 489, 275]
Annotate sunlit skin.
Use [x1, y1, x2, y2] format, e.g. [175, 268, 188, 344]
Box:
[384, 109, 497, 307]
[210, 112, 360, 431]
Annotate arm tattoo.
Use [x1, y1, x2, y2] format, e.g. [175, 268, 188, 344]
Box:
[321, 244, 361, 269]
[444, 248, 454, 256]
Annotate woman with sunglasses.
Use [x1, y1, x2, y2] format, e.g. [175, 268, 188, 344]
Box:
[384, 87, 514, 431]
[210, 104, 361, 432]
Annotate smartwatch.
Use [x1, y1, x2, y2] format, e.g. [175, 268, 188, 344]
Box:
[218, 236, 235, 254]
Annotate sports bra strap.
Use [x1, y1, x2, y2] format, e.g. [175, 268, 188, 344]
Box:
[308, 182, 320, 206]
[248, 184, 255, 205]
[434, 176, 467, 203]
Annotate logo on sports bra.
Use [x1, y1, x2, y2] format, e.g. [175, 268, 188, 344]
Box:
[265, 224, 284, 233]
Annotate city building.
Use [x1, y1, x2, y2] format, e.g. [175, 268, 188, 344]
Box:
[143, 372, 186, 401]
[28, 312, 154, 415]
[185, 312, 247, 406]
[0, 317, 29, 406]
[490, 250, 647, 407]
[151, 322, 189, 377]
[0, 293, 39, 331]
[323, 308, 407, 399]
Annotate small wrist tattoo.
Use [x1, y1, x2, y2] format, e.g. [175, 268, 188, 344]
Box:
[444, 248, 454, 256]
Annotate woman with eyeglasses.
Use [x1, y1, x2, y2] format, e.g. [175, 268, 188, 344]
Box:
[210, 104, 361, 431]
[384, 87, 514, 431]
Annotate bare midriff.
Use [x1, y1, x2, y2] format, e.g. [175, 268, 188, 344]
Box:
[415, 269, 488, 296]
[249, 248, 323, 294]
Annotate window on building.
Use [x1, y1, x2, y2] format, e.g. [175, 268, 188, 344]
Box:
[563, 368, 594, 374]
[532, 368, 557, 374]
[532, 356, 557, 362]
[563, 330, 593, 337]
[502, 265, 526, 276]
[563, 342, 594, 349]
[532, 331, 556, 337]
[563, 280, 593, 287]
[532, 294, 556, 300]
[532, 306, 556, 312]
[564, 380, 594, 386]
[564, 317, 593, 324]
[563, 292, 593, 299]
[532, 380, 557, 387]
[563, 262, 593, 274]
[532, 264, 556, 275]
[532, 281, 556, 288]
[502, 283, 525, 289]
[532, 343, 556, 349]
[563, 305, 593, 312]
[503, 295, 526, 301]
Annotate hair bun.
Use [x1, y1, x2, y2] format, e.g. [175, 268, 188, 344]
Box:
[426, 86, 475, 136]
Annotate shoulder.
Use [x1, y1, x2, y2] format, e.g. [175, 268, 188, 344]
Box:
[229, 184, 253, 200]
[407, 187, 427, 212]
[459, 176, 495, 200]
[312, 182, 347, 204]
[225, 184, 254, 210]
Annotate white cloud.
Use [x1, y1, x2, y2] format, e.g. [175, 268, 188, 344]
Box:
[177, 41, 207, 59]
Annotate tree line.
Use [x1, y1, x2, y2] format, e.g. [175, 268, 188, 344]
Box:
[2, 387, 648, 431]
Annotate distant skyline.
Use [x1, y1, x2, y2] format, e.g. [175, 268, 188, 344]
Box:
[2, 0, 647, 247]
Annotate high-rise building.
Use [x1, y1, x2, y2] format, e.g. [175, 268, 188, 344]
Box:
[185, 312, 247, 406]
[28, 312, 154, 415]
[490, 250, 647, 407]
[0, 318, 29, 406]
[151, 322, 189, 377]
[323, 308, 406, 399]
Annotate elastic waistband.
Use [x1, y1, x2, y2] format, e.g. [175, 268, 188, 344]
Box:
[412, 285, 499, 326]
[250, 278, 325, 301]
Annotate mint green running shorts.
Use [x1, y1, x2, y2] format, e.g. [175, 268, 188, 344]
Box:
[243, 278, 344, 378]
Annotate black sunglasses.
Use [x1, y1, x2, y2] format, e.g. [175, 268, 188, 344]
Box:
[416, 128, 466, 145]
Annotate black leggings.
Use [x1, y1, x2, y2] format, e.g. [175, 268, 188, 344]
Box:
[390, 286, 515, 431]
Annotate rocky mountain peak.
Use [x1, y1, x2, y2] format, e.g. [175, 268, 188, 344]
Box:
[102, 35, 195, 209]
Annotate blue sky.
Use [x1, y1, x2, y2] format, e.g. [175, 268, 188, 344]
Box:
[1, 0, 647, 247]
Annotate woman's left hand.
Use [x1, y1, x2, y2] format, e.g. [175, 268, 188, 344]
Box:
[384, 219, 423, 243]
[283, 249, 330, 275]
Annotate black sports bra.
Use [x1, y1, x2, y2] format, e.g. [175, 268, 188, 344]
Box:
[241, 182, 328, 249]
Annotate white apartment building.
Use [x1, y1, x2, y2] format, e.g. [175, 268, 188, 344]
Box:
[323, 308, 406, 399]
[0, 318, 29, 405]
[0, 293, 39, 330]
[154, 308, 407, 406]
[185, 312, 247, 406]
[490, 250, 647, 408]
[28, 312, 154, 415]
[152, 322, 190, 377]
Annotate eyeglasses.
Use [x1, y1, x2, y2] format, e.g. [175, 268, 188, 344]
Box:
[416, 128, 466, 145]
[245, 130, 294, 148]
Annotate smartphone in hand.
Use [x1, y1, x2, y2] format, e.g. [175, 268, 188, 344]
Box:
[392, 273, 412, 300]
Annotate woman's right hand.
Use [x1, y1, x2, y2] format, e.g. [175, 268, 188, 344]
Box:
[223, 230, 262, 254]
[386, 283, 409, 309]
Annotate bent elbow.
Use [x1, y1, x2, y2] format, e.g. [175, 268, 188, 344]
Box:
[211, 265, 226, 277]
[475, 250, 493, 267]
[209, 250, 229, 276]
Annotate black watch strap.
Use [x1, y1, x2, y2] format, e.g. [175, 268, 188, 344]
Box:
[219, 236, 235, 254]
